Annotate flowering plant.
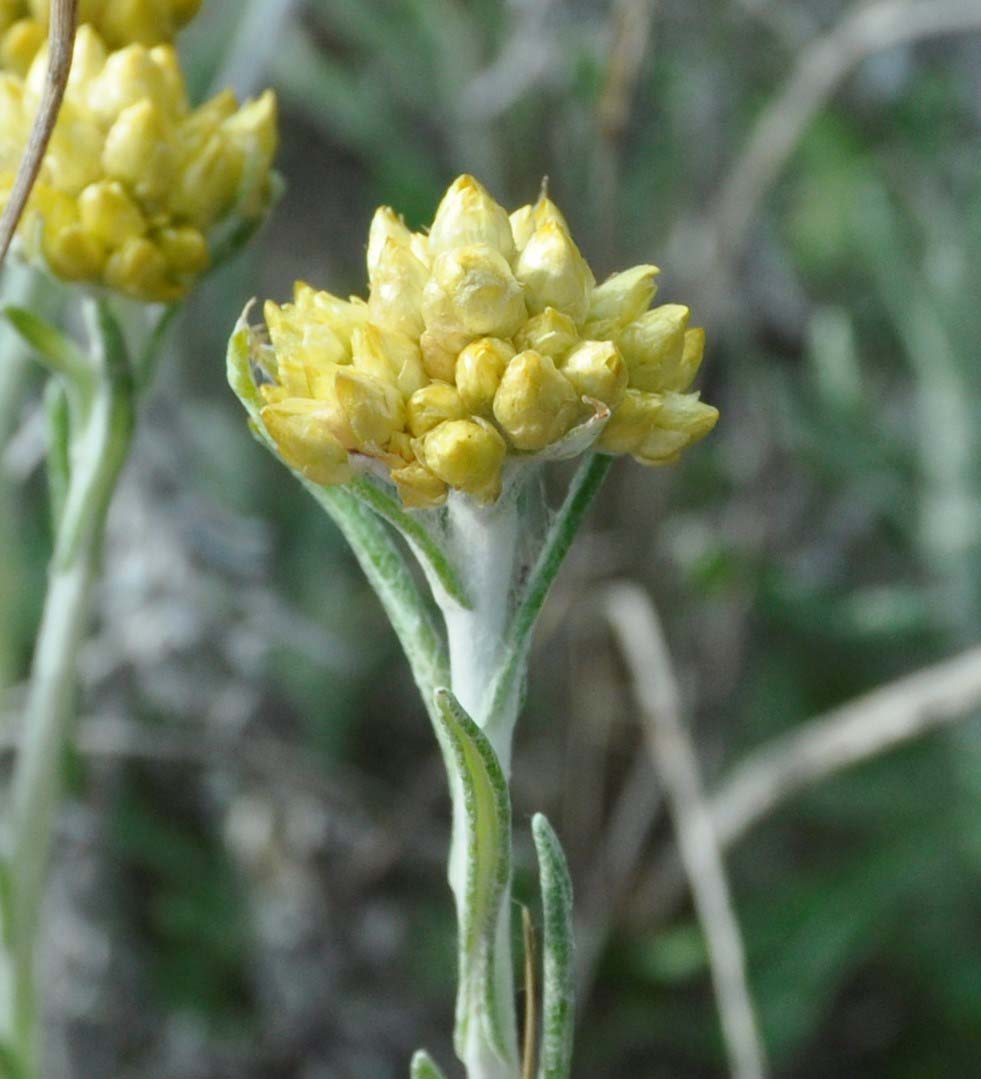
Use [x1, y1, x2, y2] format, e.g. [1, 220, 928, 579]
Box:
[0, 9, 278, 1074]
[230, 174, 717, 1079]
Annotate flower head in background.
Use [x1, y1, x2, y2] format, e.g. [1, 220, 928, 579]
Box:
[0, 22, 277, 302]
[241, 175, 718, 507]
[0, 0, 202, 71]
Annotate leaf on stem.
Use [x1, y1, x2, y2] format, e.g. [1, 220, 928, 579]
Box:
[433, 687, 513, 1066]
[532, 814, 576, 1079]
[352, 476, 471, 609]
[3, 306, 90, 385]
[44, 380, 71, 529]
[410, 1049, 449, 1079]
[485, 453, 613, 734]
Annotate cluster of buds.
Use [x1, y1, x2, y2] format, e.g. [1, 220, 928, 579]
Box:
[0, 0, 201, 71]
[0, 20, 277, 301]
[248, 175, 718, 508]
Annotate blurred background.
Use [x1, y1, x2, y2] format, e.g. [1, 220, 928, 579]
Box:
[2, 0, 981, 1075]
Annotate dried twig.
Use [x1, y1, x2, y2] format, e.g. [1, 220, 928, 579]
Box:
[712, 643, 981, 849]
[604, 581, 768, 1079]
[680, 0, 981, 299]
[633, 643, 981, 925]
[0, 0, 78, 268]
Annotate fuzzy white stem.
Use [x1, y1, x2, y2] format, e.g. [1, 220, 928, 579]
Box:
[437, 487, 531, 1079]
[440, 488, 522, 769]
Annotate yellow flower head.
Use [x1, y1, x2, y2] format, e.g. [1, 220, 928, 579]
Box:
[0, 0, 202, 72]
[239, 175, 717, 508]
[0, 24, 277, 301]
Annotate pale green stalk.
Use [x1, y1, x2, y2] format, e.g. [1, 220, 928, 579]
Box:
[0, 299, 149, 1077]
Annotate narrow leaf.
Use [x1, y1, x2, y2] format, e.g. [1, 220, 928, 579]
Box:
[486, 454, 612, 729]
[532, 814, 576, 1079]
[91, 299, 133, 391]
[352, 476, 471, 609]
[410, 1049, 448, 1079]
[44, 380, 70, 529]
[433, 687, 514, 1065]
[3, 305, 89, 384]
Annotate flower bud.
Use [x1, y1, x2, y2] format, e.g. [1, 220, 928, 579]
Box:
[675, 328, 706, 393]
[333, 368, 406, 450]
[617, 304, 690, 392]
[67, 26, 109, 95]
[367, 206, 412, 280]
[422, 243, 527, 342]
[43, 107, 103, 193]
[2, 18, 43, 75]
[428, 174, 514, 259]
[294, 283, 369, 349]
[406, 382, 466, 437]
[265, 299, 349, 396]
[510, 191, 571, 249]
[596, 389, 662, 454]
[97, 0, 172, 47]
[85, 44, 172, 124]
[632, 402, 719, 463]
[390, 460, 448, 509]
[514, 220, 594, 325]
[78, 179, 146, 247]
[493, 349, 580, 451]
[654, 391, 719, 442]
[509, 204, 534, 252]
[632, 427, 690, 465]
[102, 99, 176, 202]
[368, 238, 428, 338]
[513, 307, 578, 358]
[419, 329, 462, 383]
[558, 340, 627, 408]
[156, 224, 208, 274]
[223, 89, 277, 185]
[351, 323, 426, 397]
[170, 131, 244, 228]
[454, 336, 514, 415]
[260, 399, 352, 487]
[148, 44, 188, 114]
[417, 417, 506, 503]
[586, 264, 659, 335]
[44, 223, 105, 281]
[597, 388, 719, 462]
[104, 234, 178, 301]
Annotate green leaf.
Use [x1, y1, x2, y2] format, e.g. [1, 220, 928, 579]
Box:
[3, 305, 90, 385]
[91, 299, 133, 393]
[50, 300, 135, 569]
[43, 379, 70, 530]
[433, 687, 514, 1066]
[486, 454, 612, 733]
[351, 476, 471, 609]
[410, 1049, 449, 1079]
[532, 814, 576, 1079]
[134, 302, 181, 392]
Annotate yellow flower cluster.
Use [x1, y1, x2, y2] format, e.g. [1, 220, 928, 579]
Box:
[253, 175, 718, 508]
[0, 0, 201, 72]
[0, 23, 277, 301]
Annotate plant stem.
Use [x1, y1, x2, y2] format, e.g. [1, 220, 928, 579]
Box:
[439, 486, 523, 761]
[0, 300, 134, 1075]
